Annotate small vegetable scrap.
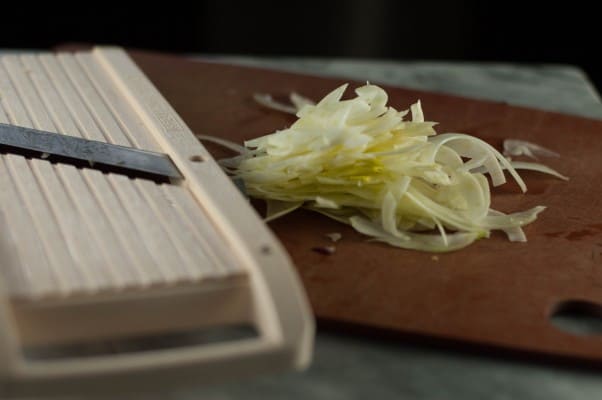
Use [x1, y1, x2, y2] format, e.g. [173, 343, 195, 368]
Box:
[325, 232, 342, 242]
[206, 84, 568, 252]
[503, 139, 560, 159]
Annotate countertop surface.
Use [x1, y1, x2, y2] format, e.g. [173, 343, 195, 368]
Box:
[186, 57, 602, 400]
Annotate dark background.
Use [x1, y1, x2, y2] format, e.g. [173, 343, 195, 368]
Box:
[2, 2, 600, 92]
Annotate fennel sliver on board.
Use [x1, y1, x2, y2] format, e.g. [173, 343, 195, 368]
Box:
[204, 83, 567, 253]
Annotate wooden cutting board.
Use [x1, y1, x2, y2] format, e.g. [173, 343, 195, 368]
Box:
[128, 50, 602, 362]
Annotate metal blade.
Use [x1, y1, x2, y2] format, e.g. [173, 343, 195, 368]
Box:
[0, 123, 183, 180]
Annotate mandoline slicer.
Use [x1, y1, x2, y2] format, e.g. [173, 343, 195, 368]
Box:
[0, 47, 313, 397]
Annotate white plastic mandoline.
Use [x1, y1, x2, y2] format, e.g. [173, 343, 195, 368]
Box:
[0, 47, 313, 397]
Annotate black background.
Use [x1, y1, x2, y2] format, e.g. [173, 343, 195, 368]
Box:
[2, 2, 600, 92]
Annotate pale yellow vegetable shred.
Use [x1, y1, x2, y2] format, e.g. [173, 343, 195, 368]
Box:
[215, 84, 566, 252]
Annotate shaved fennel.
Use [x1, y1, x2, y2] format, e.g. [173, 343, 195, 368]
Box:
[211, 84, 567, 252]
[503, 139, 560, 159]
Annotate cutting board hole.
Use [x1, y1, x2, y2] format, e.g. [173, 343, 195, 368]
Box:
[550, 300, 602, 336]
[189, 155, 204, 162]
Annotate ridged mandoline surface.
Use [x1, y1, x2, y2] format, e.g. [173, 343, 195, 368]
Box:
[0, 51, 243, 298]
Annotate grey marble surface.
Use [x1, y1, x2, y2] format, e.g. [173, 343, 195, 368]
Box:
[178, 333, 602, 400]
[178, 57, 602, 400]
[199, 56, 602, 120]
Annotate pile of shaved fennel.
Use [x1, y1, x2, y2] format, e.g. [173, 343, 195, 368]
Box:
[207, 84, 567, 252]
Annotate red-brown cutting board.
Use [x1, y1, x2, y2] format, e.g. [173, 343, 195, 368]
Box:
[128, 50, 602, 362]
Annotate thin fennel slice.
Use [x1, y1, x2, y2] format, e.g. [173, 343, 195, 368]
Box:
[503, 139, 560, 159]
[265, 200, 304, 222]
[202, 84, 567, 252]
[253, 93, 297, 114]
[508, 161, 569, 181]
[471, 161, 568, 181]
